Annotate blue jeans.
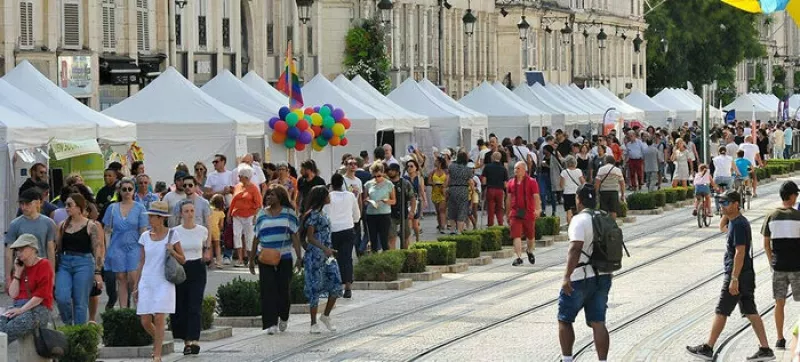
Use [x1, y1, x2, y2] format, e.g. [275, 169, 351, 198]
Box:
[537, 174, 555, 215]
[558, 274, 613, 324]
[786, 145, 793, 159]
[55, 253, 95, 325]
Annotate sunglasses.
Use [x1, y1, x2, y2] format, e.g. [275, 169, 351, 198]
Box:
[719, 200, 731, 207]
[184, 183, 195, 188]
[347, 162, 357, 165]
[120, 187, 134, 192]
[195, 168, 205, 172]
[212, 160, 220, 164]
[138, 181, 149, 185]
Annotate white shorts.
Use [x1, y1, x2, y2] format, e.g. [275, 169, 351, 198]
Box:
[233, 216, 255, 251]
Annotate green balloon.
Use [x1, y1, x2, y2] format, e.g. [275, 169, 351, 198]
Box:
[316, 137, 328, 147]
[322, 116, 335, 129]
[304, 115, 312, 122]
[284, 138, 297, 148]
[285, 113, 299, 127]
[319, 106, 331, 117]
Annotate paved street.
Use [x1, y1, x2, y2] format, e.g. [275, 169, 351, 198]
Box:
[94, 176, 800, 362]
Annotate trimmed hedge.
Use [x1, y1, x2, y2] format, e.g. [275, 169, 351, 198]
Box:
[653, 190, 666, 207]
[488, 226, 512, 246]
[767, 159, 800, 171]
[462, 229, 502, 251]
[399, 248, 427, 273]
[217, 277, 261, 316]
[59, 323, 101, 362]
[438, 235, 482, 258]
[536, 216, 561, 237]
[290, 271, 307, 304]
[202, 295, 216, 330]
[627, 193, 656, 210]
[663, 188, 678, 203]
[411, 241, 457, 265]
[354, 250, 405, 281]
[101, 308, 152, 347]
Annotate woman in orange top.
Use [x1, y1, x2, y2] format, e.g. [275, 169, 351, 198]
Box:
[229, 165, 262, 267]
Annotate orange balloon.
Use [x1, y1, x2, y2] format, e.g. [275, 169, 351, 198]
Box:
[329, 136, 341, 146]
[272, 132, 286, 143]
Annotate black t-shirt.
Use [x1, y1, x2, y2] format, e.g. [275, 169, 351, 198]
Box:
[557, 140, 572, 158]
[390, 178, 415, 218]
[734, 135, 745, 145]
[483, 149, 508, 166]
[18, 178, 37, 195]
[483, 163, 508, 189]
[298, 175, 326, 206]
[725, 215, 753, 274]
[355, 169, 372, 185]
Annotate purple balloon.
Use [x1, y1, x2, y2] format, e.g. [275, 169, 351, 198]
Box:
[287, 126, 301, 140]
[323, 104, 334, 112]
[299, 131, 312, 144]
[268, 117, 279, 129]
[332, 108, 345, 121]
[321, 128, 334, 140]
[313, 106, 320, 112]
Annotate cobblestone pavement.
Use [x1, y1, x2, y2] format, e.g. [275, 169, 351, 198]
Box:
[90, 176, 800, 362]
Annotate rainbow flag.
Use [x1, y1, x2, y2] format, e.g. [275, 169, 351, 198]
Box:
[276, 41, 304, 108]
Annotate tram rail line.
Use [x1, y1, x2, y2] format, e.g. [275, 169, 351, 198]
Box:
[712, 292, 793, 361]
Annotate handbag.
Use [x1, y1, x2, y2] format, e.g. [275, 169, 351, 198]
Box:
[164, 230, 186, 284]
[258, 248, 281, 266]
[23, 275, 68, 358]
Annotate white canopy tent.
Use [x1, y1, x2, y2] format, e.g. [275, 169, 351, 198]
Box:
[103, 67, 265, 183]
[751, 93, 780, 118]
[241, 71, 289, 106]
[591, 86, 647, 121]
[0, 80, 96, 141]
[546, 84, 603, 122]
[511, 83, 575, 130]
[530, 83, 591, 126]
[653, 89, 701, 123]
[350, 75, 430, 131]
[418, 78, 489, 143]
[623, 89, 676, 127]
[673, 88, 724, 121]
[388, 78, 472, 149]
[491, 82, 552, 135]
[332, 75, 413, 133]
[459, 82, 541, 141]
[723, 93, 775, 122]
[202, 70, 287, 163]
[4, 60, 136, 144]
[302, 74, 386, 178]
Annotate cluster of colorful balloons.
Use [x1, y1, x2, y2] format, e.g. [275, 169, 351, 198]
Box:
[268, 105, 351, 151]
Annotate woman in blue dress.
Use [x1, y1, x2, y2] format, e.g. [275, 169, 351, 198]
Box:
[302, 185, 342, 334]
[102, 178, 148, 309]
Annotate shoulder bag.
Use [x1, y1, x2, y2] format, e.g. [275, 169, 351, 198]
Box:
[514, 178, 528, 220]
[164, 230, 186, 284]
[24, 274, 68, 358]
[258, 208, 282, 266]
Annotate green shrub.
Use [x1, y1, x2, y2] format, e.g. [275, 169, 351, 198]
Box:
[354, 250, 405, 281]
[399, 248, 427, 273]
[462, 229, 502, 251]
[438, 234, 481, 258]
[216, 277, 261, 316]
[663, 188, 678, 203]
[626, 193, 656, 210]
[202, 296, 216, 330]
[411, 241, 456, 265]
[101, 308, 152, 347]
[535, 216, 561, 237]
[59, 323, 101, 362]
[755, 167, 768, 180]
[290, 271, 307, 304]
[767, 159, 800, 171]
[673, 187, 687, 201]
[488, 226, 512, 246]
[653, 190, 666, 207]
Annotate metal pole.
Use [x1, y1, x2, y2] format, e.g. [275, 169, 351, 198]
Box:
[438, 1, 444, 86]
[702, 84, 709, 165]
[168, 2, 175, 67]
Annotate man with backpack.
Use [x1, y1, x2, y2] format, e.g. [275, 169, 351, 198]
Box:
[686, 190, 775, 361]
[558, 183, 622, 362]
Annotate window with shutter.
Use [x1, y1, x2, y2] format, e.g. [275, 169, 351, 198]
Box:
[222, 0, 230, 48]
[137, 0, 150, 51]
[19, 1, 33, 49]
[62, 0, 81, 49]
[198, 0, 207, 48]
[102, 0, 116, 50]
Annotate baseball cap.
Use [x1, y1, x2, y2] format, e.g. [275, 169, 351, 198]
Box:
[9, 234, 39, 251]
[780, 180, 799, 201]
[18, 188, 42, 203]
[387, 163, 401, 172]
[174, 170, 189, 182]
[718, 190, 742, 205]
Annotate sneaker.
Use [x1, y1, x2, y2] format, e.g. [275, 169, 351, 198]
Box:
[310, 323, 321, 334]
[746, 347, 775, 361]
[319, 315, 337, 332]
[223, 257, 232, 265]
[776, 338, 786, 349]
[512, 258, 523, 266]
[278, 319, 288, 332]
[343, 289, 352, 299]
[527, 252, 536, 265]
[685, 343, 713, 361]
[267, 325, 278, 335]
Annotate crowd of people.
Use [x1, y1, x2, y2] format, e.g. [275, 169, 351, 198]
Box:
[0, 116, 797, 361]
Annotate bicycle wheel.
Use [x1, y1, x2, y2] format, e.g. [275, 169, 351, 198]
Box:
[746, 188, 751, 210]
[696, 203, 703, 228]
[703, 205, 712, 227]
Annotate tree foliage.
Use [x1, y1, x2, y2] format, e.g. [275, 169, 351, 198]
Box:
[343, 18, 391, 94]
[645, 0, 765, 96]
[772, 65, 786, 99]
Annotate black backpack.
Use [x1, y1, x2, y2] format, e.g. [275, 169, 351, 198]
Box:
[578, 208, 629, 273]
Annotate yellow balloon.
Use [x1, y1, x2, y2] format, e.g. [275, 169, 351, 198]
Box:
[312, 142, 323, 151]
[332, 123, 345, 137]
[293, 109, 304, 119]
[311, 113, 323, 126]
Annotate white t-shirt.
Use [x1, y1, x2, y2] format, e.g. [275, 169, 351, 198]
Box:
[744, 127, 752, 136]
[712, 155, 733, 178]
[511, 145, 530, 162]
[343, 174, 363, 198]
[205, 169, 235, 192]
[738, 143, 760, 165]
[560, 168, 584, 195]
[172, 224, 208, 261]
[567, 211, 611, 281]
[323, 191, 361, 232]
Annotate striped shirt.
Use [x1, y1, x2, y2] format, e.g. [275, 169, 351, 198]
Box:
[254, 206, 299, 260]
[762, 207, 800, 271]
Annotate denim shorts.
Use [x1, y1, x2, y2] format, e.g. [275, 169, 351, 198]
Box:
[558, 274, 613, 324]
[695, 184, 711, 196]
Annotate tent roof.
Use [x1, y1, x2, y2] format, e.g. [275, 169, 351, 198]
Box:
[201, 70, 283, 121]
[103, 67, 264, 136]
[241, 71, 289, 106]
[459, 82, 537, 125]
[350, 75, 430, 129]
[387, 78, 468, 127]
[546, 84, 603, 121]
[301, 74, 383, 132]
[623, 89, 672, 112]
[0, 104, 50, 146]
[418, 78, 488, 129]
[586, 86, 646, 120]
[724, 93, 775, 114]
[491, 82, 552, 126]
[653, 89, 700, 112]
[3, 60, 136, 144]
[333, 75, 421, 133]
[530, 83, 591, 124]
[0, 79, 96, 141]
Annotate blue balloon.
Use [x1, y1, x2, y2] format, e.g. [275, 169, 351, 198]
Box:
[287, 127, 301, 140]
[268, 117, 279, 129]
[321, 128, 334, 140]
[278, 107, 290, 119]
[324, 104, 334, 111]
[313, 106, 320, 112]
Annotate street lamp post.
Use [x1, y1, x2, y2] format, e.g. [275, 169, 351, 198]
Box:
[437, 0, 452, 87]
[377, 0, 393, 25]
[518, 14, 530, 70]
[597, 28, 606, 86]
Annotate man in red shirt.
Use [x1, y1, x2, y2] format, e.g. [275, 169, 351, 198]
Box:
[506, 161, 542, 267]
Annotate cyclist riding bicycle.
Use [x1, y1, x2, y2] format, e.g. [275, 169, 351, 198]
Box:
[738, 136, 763, 197]
[693, 164, 716, 217]
[712, 146, 735, 192]
[734, 150, 753, 193]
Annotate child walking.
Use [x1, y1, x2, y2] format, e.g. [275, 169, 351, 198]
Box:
[209, 194, 226, 268]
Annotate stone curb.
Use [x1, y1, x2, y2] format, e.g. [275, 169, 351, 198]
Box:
[351, 279, 413, 290]
[627, 207, 664, 215]
[199, 326, 233, 341]
[482, 248, 515, 259]
[536, 238, 554, 247]
[623, 216, 637, 223]
[398, 270, 442, 281]
[215, 316, 261, 328]
[456, 255, 492, 266]
[99, 341, 174, 358]
[427, 263, 469, 273]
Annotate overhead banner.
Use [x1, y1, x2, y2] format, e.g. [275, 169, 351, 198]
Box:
[50, 139, 102, 161]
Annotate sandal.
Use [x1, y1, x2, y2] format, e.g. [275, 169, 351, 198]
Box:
[190, 344, 201, 354]
[183, 345, 193, 355]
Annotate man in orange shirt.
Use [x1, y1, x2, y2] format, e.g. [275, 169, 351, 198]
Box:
[229, 165, 263, 267]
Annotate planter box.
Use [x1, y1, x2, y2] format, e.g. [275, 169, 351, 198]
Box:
[623, 216, 637, 223]
[351, 279, 412, 290]
[627, 208, 663, 215]
[663, 204, 675, 211]
[536, 236, 554, 247]
[457, 255, 492, 266]
[8, 333, 47, 362]
[398, 270, 442, 281]
[427, 263, 469, 273]
[482, 248, 515, 259]
[199, 326, 233, 341]
[215, 316, 261, 328]
[99, 341, 174, 359]
[553, 234, 568, 242]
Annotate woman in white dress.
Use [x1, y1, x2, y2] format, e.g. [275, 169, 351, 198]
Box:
[671, 139, 691, 187]
[133, 201, 185, 362]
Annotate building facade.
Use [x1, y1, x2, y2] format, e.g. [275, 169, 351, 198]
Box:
[734, 12, 800, 97]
